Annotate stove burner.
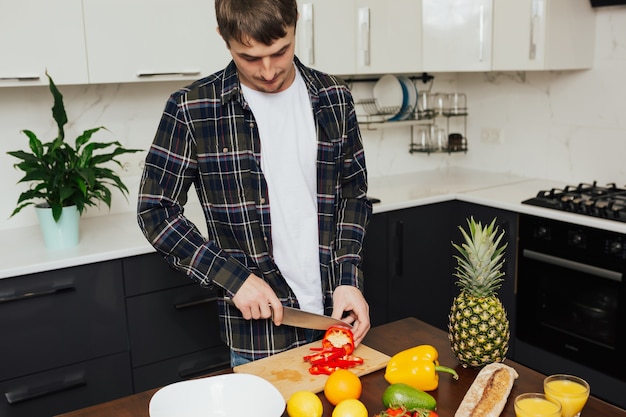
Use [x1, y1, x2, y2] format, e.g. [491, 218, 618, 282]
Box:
[523, 181, 626, 223]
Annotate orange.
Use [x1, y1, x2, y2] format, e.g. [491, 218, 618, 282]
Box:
[287, 390, 323, 417]
[332, 399, 368, 417]
[323, 369, 362, 406]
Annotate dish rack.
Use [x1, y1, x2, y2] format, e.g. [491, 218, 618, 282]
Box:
[351, 74, 468, 155]
[356, 97, 468, 155]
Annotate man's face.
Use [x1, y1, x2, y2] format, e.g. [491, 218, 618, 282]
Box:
[226, 26, 297, 94]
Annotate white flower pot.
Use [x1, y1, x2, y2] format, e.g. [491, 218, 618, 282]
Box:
[35, 204, 80, 249]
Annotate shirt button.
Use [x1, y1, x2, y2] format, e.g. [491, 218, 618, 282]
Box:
[222, 147, 228, 153]
[260, 197, 266, 204]
[249, 122, 254, 128]
[263, 236, 268, 242]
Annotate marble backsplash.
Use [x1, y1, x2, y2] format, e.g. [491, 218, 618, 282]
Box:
[1, 7, 625, 231]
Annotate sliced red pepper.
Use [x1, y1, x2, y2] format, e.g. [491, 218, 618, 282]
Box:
[307, 349, 345, 366]
[308, 365, 340, 375]
[304, 326, 362, 375]
[322, 325, 355, 355]
[323, 356, 364, 368]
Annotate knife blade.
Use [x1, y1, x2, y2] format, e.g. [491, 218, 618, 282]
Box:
[219, 297, 350, 330]
[281, 306, 350, 331]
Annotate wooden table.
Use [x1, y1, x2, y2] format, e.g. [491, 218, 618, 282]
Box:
[56, 317, 625, 417]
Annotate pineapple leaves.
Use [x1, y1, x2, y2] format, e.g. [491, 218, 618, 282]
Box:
[6, 72, 142, 222]
[452, 216, 507, 297]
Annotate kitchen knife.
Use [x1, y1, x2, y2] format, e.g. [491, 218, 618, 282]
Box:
[220, 297, 350, 330]
[281, 305, 351, 331]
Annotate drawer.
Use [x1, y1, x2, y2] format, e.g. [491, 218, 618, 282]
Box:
[123, 252, 193, 296]
[132, 346, 230, 392]
[0, 260, 127, 381]
[127, 284, 225, 367]
[0, 352, 132, 417]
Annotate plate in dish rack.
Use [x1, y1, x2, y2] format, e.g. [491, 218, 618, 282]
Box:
[149, 373, 285, 417]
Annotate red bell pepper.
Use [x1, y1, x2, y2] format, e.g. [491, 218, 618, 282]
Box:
[303, 325, 363, 375]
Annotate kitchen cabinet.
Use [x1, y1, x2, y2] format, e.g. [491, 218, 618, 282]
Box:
[296, 0, 422, 76]
[82, 0, 231, 84]
[0, 0, 89, 87]
[422, 0, 494, 72]
[123, 253, 230, 393]
[363, 203, 455, 331]
[492, 0, 595, 71]
[0, 260, 132, 417]
[362, 201, 518, 346]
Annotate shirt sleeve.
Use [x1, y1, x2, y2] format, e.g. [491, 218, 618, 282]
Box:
[333, 90, 373, 290]
[136, 94, 250, 294]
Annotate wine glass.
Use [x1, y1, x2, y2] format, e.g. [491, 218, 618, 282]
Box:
[544, 374, 590, 417]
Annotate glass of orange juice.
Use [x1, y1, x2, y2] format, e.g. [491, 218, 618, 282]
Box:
[515, 393, 562, 417]
[544, 374, 590, 417]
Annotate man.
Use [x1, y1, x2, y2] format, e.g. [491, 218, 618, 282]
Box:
[137, 0, 372, 366]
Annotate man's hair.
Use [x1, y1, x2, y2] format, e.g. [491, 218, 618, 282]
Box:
[215, 0, 298, 47]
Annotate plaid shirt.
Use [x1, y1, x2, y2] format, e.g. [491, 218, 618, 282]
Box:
[137, 57, 372, 360]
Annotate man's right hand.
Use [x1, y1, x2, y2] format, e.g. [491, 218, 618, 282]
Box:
[231, 274, 284, 325]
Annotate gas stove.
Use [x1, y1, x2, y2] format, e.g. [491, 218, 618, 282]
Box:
[522, 181, 626, 223]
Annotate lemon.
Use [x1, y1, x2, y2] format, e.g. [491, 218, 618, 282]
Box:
[332, 398, 368, 417]
[287, 390, 324, 417]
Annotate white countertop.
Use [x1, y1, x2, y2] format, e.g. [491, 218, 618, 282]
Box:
[3, 167, 625, 279]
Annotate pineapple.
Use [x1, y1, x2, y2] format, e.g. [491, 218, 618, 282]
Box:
[448, 216, 510, 368]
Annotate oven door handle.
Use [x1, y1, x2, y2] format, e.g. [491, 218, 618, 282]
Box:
[523, 249, 623, 282]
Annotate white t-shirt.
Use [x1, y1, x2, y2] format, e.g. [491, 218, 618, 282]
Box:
[241, 68, 323, 314]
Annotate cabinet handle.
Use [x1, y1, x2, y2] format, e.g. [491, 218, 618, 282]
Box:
[175, 296, 218, 310]
[302, 3, 314, 65]
[529, 0, 543, 60]
[178, 360, 230, 379]
[4, 371, 85, 405]
[478, 4, 485, 62]
[358, 7, 370, 67]
[0, 280, 75, 304]
[395, 220, 404, 277]
[0, 75, 40, 81]
[136, 71, 201, 78]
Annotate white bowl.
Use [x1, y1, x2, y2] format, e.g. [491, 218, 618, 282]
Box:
[149, 373, 285, 417]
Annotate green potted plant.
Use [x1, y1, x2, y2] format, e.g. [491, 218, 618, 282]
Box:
[7, 72, 141, 249]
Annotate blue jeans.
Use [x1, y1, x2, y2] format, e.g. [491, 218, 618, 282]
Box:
[230, 328, 324, 367]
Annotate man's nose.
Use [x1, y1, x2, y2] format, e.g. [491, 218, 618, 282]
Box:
[260, 57, 275, 80]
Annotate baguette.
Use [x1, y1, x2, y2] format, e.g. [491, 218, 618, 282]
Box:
[454, 362, 519, 417]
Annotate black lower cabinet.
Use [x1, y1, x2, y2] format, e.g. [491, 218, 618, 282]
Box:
[0, 352, 132, 417]
[385, 203, 455, 331]
[0, 260, 132, 417]
[123, 253, 230, 393]
[363, 201, 518, 344]
[363, 202, 455, 331]
[362, 212, 389, 327]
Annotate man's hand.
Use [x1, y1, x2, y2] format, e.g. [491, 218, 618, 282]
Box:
[231, 274, 284, 325]
[331, 285, 371, 347]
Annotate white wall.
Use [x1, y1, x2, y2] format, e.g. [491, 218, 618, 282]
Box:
[1, 6, 625, 231]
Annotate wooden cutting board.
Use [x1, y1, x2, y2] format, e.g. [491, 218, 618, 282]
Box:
[233, 342, 390, 401]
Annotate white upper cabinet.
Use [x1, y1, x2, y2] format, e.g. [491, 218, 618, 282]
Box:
[492, 0, 596, 71]
[0, 0, 89, 86]
[422, 0, 494, 72]
[83, 0, 231, 84]
[297, 0, 422, 76]
[297, 0, 357, 75]
[354, 0, 422, 75]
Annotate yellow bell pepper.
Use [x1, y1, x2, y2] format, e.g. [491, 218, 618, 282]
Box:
[384, 345, 458, 391]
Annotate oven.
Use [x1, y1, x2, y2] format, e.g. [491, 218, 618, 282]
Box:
[516, 213, 626, 382]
